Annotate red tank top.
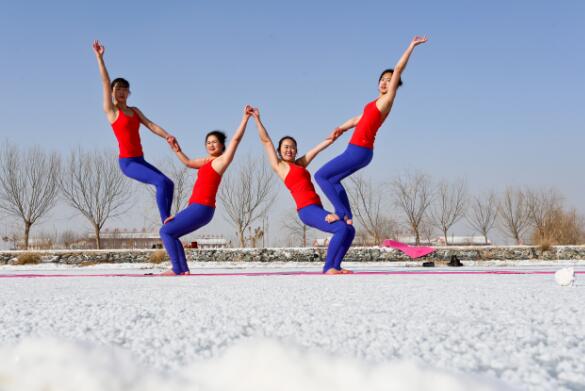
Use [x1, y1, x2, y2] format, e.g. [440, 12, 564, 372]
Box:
[111, 108, 143, 158]
[349, 100, 385, 149]
[189, 160, 222, 207]
[284, 162, 322, 211]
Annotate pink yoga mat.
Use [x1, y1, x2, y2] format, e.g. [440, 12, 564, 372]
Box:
[1, 270, 583, 279]
[382, 240, 436, 259]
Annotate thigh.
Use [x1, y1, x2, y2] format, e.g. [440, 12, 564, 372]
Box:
[330, 145, 373, 182]
[162, 204, 214, 238]
[298, 205, 344, 234]
[120, 158, 166, 184]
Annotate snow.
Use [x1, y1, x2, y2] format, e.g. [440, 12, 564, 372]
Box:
[1, 264, 584, 391]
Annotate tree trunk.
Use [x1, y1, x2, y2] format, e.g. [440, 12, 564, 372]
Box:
[302, 225, 307, 247]
[443, 230, 449, 246]
[94, 224, 101, 249]
[238, 229, 245, 248]
[414, 227, 420, 246]
[23, 221, 31, 250]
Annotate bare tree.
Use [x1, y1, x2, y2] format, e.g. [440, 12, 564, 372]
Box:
[348, 175, 393, 245]
[60, 148, 132, 249]
[0, 143, 61, 249]
[525, 187, 563, 242]
[498, 187, 530, 245]
[429, 179, 467, 245]
[391, 172, 434, 245]
[281, 210, 310, 247]
[59, 229, 82, 249]
[466, 192, 498, 244]
[145, 156, 193, 216]
[218, 156, 276, 247]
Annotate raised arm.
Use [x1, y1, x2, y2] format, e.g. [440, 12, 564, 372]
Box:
[250, 108, 285, 178]
[212, 106, 252, 175]
[92, 40, 116, 122]
[132, 107, 177, 149]
[296, 129, 341, 168]
[377, 35, 428, 114]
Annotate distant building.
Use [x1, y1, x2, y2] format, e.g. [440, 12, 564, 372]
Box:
[434, 236, 492, 246]
[71, 229, 230, 250]
[185, 235, 230, 249]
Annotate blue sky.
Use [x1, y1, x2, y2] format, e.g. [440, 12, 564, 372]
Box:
[0, 0, 584, 244]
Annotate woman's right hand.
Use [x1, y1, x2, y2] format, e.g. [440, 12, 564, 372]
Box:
[92, 40, 105, 57]
[250, 107, 260, 120]
[171, 139, 181, 153]
[410, 35, 428, 48]
[244, 105, 254, 117]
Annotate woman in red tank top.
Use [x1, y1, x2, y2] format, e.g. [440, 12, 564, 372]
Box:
[315, 36, 428, 225]
[251, 107, 355, 274]
[158, 106, 253, 275]
[92, 40, 178, 224]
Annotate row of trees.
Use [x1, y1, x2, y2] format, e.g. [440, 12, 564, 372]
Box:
[1, 143, 583, 249]
[281, 173, 585, 247]
[0, 143, 277, 249]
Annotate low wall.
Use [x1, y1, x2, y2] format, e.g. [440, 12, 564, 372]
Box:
[2, 246, 585, 265]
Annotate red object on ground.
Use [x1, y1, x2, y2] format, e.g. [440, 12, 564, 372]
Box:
[382, 240, 436, 259]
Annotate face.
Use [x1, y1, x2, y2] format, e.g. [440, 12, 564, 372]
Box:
[378, 72, 393, 94]
[206, 135, 224, 156]
[279, 139, 297, 161]
[112, 84, 130, 103]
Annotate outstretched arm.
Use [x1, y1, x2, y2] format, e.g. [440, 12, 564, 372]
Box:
[377, 35, 428, 115]
[92, 40, 116, 122]
[171, 140, 209, 169]
[296, 129, 341, 168]
[212, 106, 252, 175]
[331, 115, 362, 139]
[133, 107, 177, 149]
[250, 108, 284, 178]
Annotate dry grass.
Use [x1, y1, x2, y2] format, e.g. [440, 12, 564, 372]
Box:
[15, 253, 42, 265]
[531, 208, 585, 246]
[538, 240, 552, 252]
[150, 250, 169, 264]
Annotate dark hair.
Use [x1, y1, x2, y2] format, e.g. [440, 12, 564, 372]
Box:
[378, 69, 403, 88]
[206, 130, 227, 152]
[111, 78, 130, 91]
[277, 136, 297, 158]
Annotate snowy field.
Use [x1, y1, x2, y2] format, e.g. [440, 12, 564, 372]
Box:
[0, 262, 584, 391]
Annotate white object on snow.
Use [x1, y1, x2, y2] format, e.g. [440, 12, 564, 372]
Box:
[555, 267, 575, 287]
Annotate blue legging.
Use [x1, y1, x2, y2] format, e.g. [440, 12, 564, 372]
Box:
[159, 203, 215, 274]
[314, 144, 373, 220]
[119, 157, 174, 223]
[298, 204, 355, 272]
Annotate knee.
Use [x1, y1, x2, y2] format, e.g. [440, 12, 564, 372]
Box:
[314, 169, 325, 183]
[155, 176, 173, 191]
[159, 225, 170, 238]
[162, 177, 174, 190]
[346, 224, 356, 240]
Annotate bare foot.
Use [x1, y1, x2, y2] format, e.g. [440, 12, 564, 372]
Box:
[339, 268, 354, 274]
[181, 271, 191, 275]
[325, 213, 340, 223]
[344, 216, 353, 225]
[324, 268, 343, 275]
[163, 215, 175, 224]
[158, 269, 179, 276]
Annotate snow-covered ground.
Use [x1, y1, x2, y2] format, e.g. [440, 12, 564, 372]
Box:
[0, 263, 584, 391]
